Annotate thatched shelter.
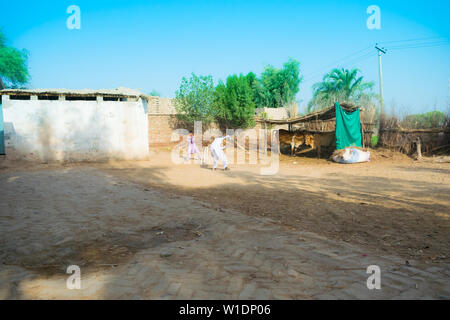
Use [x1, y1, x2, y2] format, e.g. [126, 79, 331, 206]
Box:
[257, 103, 375, 157]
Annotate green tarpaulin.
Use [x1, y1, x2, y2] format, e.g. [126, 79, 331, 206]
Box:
[335, 102, 362, 150]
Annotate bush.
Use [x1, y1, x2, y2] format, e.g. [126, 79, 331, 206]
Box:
[401, 111, 447, 129]
[371, 135, 379, 148]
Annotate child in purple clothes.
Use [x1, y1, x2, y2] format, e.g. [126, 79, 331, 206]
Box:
[186, 132, 202, 161]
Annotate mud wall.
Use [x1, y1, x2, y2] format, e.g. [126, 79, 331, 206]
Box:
[1, 95, 149, 161]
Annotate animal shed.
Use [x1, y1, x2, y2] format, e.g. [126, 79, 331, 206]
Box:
[258, 103, 374, 157]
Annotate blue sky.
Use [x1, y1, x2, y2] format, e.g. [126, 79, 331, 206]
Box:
[1, 0, 449, 114]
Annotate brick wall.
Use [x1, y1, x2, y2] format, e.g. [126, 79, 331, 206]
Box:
[147, 114, 223, 147]
[148, 114, 179, 146]
[147, 97, 225, 147]
[148, 97, 177, 147]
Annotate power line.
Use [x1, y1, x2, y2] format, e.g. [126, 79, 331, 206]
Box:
[389, 41, 449, 48]
[302, 50, 377, 84]
[338, 51, 378, 68]
[388, 41, 450, 51]
[303, 46, 372, 79]
[303, 52, 373, 83]
[302, 37, 448, 84]
[302, 45, 372, 80]
[378, 36, 448, 45]
[301, 36, 448, 109]
[377, 37, 450, 51]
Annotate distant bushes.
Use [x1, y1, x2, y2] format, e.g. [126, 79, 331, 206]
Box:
[401, 111, 447, 129]
[381, 111, 449, 130]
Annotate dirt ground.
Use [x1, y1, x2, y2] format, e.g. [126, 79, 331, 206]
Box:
[107, 149, 450, 264]
[2, 148, 448, 266]
[0, 149, 449, 299]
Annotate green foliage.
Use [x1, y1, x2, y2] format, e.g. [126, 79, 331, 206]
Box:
[174, 73, 216, 125]
[308, 68, 374, 113]
[214, 73, 256, 128]
[0, 29, 30, 88]
[174, 59, 302, 128]
[259, 59, 302, 108]
[401, 111, 447, 129]
[371, 135, 379, 148]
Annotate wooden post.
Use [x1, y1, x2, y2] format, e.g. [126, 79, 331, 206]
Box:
[316, 134, 321, 159]
[277, 129, 281, 156]
[360, 111, 365, 148]
[416, 137, 422, 161]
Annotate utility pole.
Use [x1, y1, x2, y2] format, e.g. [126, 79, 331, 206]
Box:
[375, 44, 387, 115]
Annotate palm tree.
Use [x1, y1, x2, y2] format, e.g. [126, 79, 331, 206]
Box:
[308, 68, 375, 113]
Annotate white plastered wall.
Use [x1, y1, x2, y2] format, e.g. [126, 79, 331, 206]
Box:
[1, 95, 149, 161]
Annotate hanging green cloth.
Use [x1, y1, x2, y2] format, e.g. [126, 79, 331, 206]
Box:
[335, 102, 362, 150]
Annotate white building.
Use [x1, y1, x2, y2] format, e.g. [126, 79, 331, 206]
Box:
[0, 87, 150, 162]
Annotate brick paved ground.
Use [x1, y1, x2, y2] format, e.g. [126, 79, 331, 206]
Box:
[0, 167, 448, 299]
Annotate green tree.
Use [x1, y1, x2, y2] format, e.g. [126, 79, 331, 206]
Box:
[259, 59, 302, 108]
[214, 73, 256, 128]
[0, 29, 30, 88]
[308, 68, 374, 112]
[174, 73, 217, 125]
